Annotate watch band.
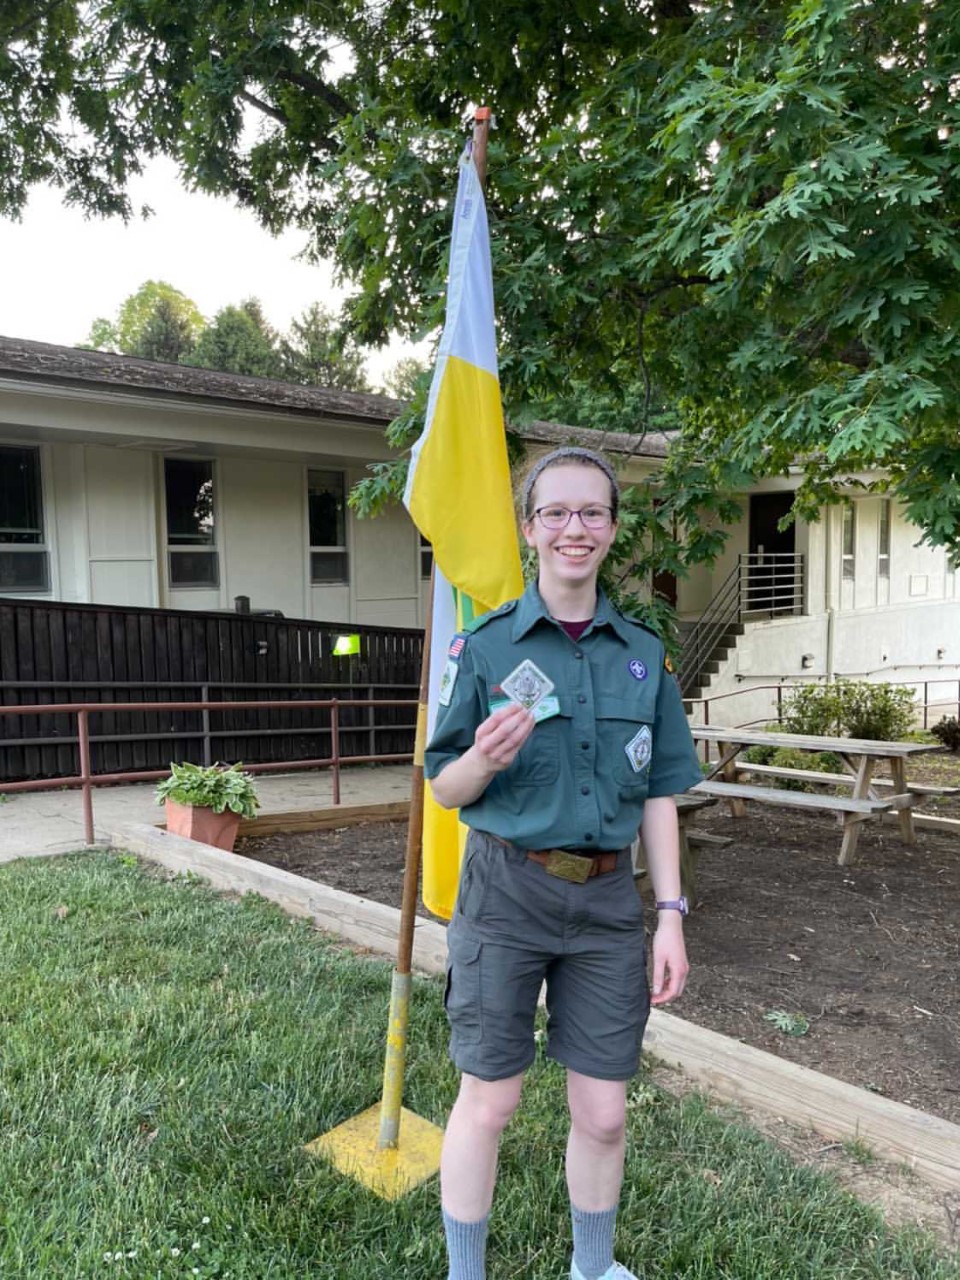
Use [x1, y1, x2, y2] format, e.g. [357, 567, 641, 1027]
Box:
[655, 896, 689, 917]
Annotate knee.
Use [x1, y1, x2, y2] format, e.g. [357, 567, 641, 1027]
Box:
[570, 1096, 626, 1147]
[457, 1076, 522, 1138]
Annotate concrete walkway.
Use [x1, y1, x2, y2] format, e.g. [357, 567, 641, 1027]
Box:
[0, 764, 413, 862]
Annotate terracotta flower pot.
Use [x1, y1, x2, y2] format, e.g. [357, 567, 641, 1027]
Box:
[164, 799, 242, 851]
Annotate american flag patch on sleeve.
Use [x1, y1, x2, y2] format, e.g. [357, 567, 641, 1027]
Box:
[448, 635, 466, 660]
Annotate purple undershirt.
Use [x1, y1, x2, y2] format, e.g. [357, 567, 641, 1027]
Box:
[557, 618, 592, 642]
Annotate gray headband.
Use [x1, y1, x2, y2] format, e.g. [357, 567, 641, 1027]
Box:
[521, 446, 620, 519]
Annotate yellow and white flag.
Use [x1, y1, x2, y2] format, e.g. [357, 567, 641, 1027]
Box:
[403, 146, 524, 919]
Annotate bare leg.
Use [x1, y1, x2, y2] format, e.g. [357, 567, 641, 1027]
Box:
[441, 1072, 524, 1221]
[565, 1069, 628, 1210]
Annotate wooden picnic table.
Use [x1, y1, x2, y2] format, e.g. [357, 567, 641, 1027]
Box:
[633, 791, 722, 904]
[688, 725, 945, 865]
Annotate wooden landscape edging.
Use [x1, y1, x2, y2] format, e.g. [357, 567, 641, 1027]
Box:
[109, 821, 960, 1194]
[154, 800, 411, 839]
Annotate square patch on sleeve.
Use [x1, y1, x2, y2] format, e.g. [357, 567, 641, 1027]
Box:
[624, 725, 653, 773]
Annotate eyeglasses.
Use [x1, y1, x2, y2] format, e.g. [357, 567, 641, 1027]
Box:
[533, 505, 614, 530]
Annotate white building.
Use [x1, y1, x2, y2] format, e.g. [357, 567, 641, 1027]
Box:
[2, 336, 957, 727]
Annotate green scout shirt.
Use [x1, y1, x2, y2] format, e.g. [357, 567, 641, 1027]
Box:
[425, 581, 703, 851]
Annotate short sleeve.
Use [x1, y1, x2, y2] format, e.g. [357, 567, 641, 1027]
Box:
[646, 667, 703, 798]
[424, 641, 485, 780]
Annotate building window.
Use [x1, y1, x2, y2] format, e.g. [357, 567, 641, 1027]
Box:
[878, 499, 891, 579]
[841, 504, 856, 582]
[420, 534, 433, 579]
[164, 458, 219, 588]
[0, 445, 50, 592]
[308, 469, 348, 583]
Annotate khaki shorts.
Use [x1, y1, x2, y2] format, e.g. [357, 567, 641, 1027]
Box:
[444, 829, 649, 1082]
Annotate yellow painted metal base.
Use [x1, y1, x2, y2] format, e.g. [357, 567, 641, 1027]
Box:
[305, 1105, 444, 1200]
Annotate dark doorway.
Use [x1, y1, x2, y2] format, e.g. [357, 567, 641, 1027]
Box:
[651, 501, 678, 607]
[748, 492, 797, 614]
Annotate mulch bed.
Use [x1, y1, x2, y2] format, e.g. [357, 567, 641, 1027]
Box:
[234, 751, 960, 1127]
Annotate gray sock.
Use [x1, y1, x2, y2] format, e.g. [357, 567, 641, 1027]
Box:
[571, 1202, 618, 1280]
[443, 1208, 488, 1280]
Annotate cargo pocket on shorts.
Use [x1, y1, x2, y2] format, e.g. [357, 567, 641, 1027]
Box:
[444, 933, 483, 1045]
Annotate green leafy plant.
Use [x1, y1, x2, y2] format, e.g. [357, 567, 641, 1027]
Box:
[782, 681, 916, 741]
[840, 682, 916, 741]
[764, 748, 819, 792]
[931, 716, 960, 752]
[155, 762, 260, 819]
[781, 684, 846, 736]
[763, 1010, 810, 1037]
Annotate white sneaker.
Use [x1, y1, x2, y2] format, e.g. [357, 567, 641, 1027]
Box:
[570, 1262, 639, 1280]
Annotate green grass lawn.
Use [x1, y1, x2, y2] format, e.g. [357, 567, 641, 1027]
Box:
[1, 852, 957, 1280]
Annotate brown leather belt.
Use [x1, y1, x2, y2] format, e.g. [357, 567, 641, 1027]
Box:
[527, 849, 619, 883]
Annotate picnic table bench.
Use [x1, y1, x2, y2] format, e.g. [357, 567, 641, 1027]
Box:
[689, 725, 945, 865]
[633, 792, 729, 904]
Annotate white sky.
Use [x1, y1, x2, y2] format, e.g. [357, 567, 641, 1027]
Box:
[0, 156, 427, 387]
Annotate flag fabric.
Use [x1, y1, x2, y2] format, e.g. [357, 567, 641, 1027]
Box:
[403, 146, 524, 919]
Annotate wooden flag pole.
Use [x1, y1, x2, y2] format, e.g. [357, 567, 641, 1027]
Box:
[307, 107, 493, 1199]
[376, 105, 493, 1147]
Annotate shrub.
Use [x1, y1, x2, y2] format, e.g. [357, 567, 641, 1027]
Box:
[742, 744, 777, 765]
[931, 716, 960, 752]
[781, 684, 845, 736]
[767, 747, 821, 791]
[840, 681, 915, 740]
[782, 680, 916, 741]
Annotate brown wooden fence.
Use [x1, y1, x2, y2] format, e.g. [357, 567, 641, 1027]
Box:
[0, 598, 422, 782]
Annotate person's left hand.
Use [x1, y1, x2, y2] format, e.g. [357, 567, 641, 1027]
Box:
[650, 914, 689, 1005]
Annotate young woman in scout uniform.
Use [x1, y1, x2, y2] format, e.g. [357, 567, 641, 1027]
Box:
[426, 445, 702, 1280]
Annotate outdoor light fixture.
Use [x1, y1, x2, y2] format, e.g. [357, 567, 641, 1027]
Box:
[801, 653, 815, 669]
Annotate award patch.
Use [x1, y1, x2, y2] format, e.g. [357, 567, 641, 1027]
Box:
[438, 659, 459, 706]
[501, 659, 555, 711]
[628, 658, 648, 681]
[624, 725, 653, 773]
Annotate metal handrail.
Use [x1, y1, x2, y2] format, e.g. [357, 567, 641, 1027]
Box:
[0, 697, 418, 845]
[677, 562, 743, 696]
[677, 553, 804, 696]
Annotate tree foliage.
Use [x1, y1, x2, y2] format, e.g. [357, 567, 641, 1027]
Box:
[5, 0, 960, 561]
[84, 280, 205, 358]
[192, 299, 282, 379]
[82, 285, 374, 385]
[279, 303, 370, 391]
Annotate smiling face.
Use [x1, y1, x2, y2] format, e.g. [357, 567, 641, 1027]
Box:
[521, 462, 618, 598]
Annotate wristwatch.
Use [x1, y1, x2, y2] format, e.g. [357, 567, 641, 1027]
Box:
[655, 896, 689, 917]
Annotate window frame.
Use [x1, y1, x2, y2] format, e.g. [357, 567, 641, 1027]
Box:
[877, 499, 891, 581]
[0, 442, 51, 594]
[841, 504, 856, 583]
[307, 467, 350, 585]
[162, 456, 221, 591]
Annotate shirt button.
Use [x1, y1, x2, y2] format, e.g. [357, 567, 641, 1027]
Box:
[580, 741, 590, 750]
[581, 786, 590, 795]
[574, 651, 583, 660]
[577, 695, 587, 704]
[584, 833, 594, 842]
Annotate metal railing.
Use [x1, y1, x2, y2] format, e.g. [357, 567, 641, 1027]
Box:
[686, 678, 960, 759]
[677, 553, 804, 696]
[0, 696, 418, 845]
[0, 679, 418, 773]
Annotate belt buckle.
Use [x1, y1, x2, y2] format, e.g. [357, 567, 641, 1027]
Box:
[544, 849, 592, 883]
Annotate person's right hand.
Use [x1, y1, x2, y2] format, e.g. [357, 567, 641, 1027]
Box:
[473, 702, 536, 772]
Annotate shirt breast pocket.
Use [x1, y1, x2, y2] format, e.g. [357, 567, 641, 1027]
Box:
[595, 695, 655, 796]
[510, 713, 563, 786]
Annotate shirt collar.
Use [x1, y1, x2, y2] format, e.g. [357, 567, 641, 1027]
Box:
[511, 581, 632, 646]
